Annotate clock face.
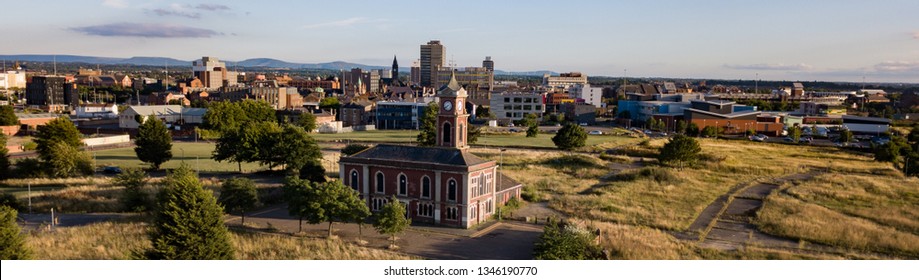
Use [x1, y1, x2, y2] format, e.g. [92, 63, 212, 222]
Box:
[443, 101, 453, 111]
[456, 102, 463, 112]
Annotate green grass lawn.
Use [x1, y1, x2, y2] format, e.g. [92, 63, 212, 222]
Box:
[91, 142, 267, 172]
[310, 129, 642, 149]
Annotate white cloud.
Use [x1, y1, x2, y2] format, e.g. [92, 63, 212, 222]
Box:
[301, 17, 368, 29]
[723, 63, 814, 71]
[874, 61, 919, 72]
[102, 0, 127, 8]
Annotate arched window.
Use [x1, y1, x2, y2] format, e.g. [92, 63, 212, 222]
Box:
[350, 170, 359, 191]
[375, 172, 385, 193]
[398, 174, 407, 196]
[442, 122, 451, 143]
[447, 179, 457, 201]
[421, 176, 431, 198]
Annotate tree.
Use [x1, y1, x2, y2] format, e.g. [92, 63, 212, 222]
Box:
[203, 100, 276, 133]
[0, 192, 22, 211]
[345, 189, 371, 242]
[318, 97, 341, 111]
[520, 113, 539, 128]
[34, 117, 83, 161]
[839, 129, 854, 143]
[114, 168, 151, 212]
[700, 126, 720, 138]
[658, 134, 702, 169]
[341, 144, 370, 156]
[617, 110, 630, 119]
[907, 124, 919, 143]
[146, 164, 234, 260]
[299, 160, 327, 183]
[218, 178, 259, 225]
[134, 116, 173, 170]
[0, 105, 18, 126]
[0, 134, 9, 179]
[373, 196, 410, 247]
[552, 124, 587, 150]
[468, 124, 482, 144]
[46, 142, 94, 178]
[533, 221, 602, 260]
[273, 125, 321, 174]
[686, 123, 700, 136]
[0, 206, 30, 260]
[297, 112, 318, 133]
[675, 120, 687, 134]
[213, 127, 246, 172]
[416, 102, 438, 146]
[283, 177, 311, 233]
[789, 126, 802, 143]
[526, 123, 539, 137]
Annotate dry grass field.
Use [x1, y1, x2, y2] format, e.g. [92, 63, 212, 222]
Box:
[756, 173, 919, 258]
[26, 221, 411, 260]
[489, 138, 914, 258]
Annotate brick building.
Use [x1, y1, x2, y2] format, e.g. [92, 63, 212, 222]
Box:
[339, 74, 522, 228]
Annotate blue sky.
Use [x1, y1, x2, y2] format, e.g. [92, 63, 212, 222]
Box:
[2, 0, 918, 83]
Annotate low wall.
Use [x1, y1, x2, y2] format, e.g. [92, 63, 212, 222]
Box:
[82, 134, 131, 147]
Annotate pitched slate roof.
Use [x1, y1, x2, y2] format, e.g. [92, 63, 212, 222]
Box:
[496, 172, 522, 192]
[347, 144, 490, 166]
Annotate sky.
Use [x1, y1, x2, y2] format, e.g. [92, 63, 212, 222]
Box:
[2, 0, 918, 83]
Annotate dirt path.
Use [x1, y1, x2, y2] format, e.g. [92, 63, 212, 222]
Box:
[686, 172, 833, 253]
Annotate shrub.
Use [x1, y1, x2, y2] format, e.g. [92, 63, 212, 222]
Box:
[14, 158, 46, 178]
[533, 221, 603, 260]
[341, 144, 370, 156]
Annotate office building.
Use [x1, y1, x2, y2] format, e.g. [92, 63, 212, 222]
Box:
[482, 56, 494, 72]
[420, 40, 445, 87]
[192, 56, 237, 89]
[490, 92, 545, 121]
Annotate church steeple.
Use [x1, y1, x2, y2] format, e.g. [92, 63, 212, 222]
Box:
[391, 55, 399, 82]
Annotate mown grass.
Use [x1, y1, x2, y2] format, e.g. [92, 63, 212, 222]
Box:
[755, 173, 919, 258]
[27, 221, 411, 260]
[310, 129, 643, 149]
[91, 142, 267, 172]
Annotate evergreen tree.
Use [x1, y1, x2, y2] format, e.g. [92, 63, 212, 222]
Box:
[416, 102, 438, 146]
[134, 116, 173, 170]
[527, 124, 539, 137]
[552, 123, 587, 150]
[907, 124, 919, 143]
[658, 134, 702, 170]
[114, 168, 151, 212]
[373, 196, 410, 247]
[146, 164, 234, 260]
[0, 105, 18, 126]
[0, 134, 10, 179]
[218, 178, 259, 225]
[34, 117, 83, 161]
[0, 206, 30, 260]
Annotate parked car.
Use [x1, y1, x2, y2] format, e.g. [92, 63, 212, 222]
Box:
[588, 130, 603, 135]
[103, 166, 123, 174]
[784, 136, 795, 142]
[579, 122, 589, 126]
[509, 128, 520, 133]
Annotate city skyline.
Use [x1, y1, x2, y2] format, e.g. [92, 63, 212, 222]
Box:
[1, 0, 918, 83]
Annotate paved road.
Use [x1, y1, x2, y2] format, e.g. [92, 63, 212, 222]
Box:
[234, 204, 544, 260]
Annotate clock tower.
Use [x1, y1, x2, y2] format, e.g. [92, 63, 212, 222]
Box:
[436, 72, 468, 149]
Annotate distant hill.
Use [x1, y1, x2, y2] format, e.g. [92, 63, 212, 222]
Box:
[0, 54, 556, 76]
